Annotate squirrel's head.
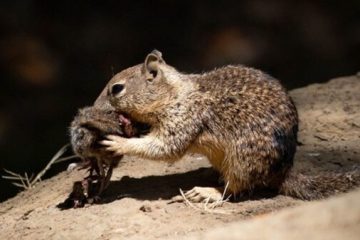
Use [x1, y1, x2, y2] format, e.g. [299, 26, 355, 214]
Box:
[100, 50, 186, 123]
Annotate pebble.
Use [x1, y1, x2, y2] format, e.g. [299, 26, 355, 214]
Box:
[139, 201, 152, 212]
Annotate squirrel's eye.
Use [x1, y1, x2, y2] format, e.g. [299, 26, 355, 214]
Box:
[110, 84, 124, 96]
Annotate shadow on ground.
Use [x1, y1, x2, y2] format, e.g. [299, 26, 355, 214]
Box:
[101, 167, 220, 203]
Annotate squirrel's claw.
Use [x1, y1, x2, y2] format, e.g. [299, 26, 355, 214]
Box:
[99, 135, 122, 147]
[99, 139, 113, 146]
[99, 135, 126, 155]
[100, 135, 119, 143]
[169, 187, 225, 204]
[106, 135, 123, 141]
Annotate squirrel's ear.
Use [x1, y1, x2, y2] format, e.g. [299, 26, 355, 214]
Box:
[144, 50, 165, 81]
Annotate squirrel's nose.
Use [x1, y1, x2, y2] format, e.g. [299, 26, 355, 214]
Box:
[110, 84, 125, 96]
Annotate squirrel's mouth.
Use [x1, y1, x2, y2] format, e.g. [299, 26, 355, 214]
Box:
[117, 113, 137, 137]
[115, 112, 151, 138]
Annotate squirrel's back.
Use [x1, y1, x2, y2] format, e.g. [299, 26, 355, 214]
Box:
[194, 65, 297, 140]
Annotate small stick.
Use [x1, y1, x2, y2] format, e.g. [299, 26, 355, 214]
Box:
[2, 144, 72, 190]
[30, 144, 69, 185]
[54, 155, 78, 164]
[179, 185, 232, 214]
[179, 188, 200, 211]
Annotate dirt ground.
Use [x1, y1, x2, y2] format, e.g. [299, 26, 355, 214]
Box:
[185, 188, 360, 240]
[0, 74, 359, 240]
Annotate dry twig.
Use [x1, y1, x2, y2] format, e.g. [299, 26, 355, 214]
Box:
[2, 144, 77, 190]
[179, 182, 232, 215]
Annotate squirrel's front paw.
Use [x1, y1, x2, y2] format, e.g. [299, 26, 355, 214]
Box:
[100, 135, 126, 155]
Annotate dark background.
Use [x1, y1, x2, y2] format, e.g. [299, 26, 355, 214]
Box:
[0, 0, 359, 202]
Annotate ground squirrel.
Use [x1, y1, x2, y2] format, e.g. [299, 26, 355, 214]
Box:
[94, 50, 359, 202]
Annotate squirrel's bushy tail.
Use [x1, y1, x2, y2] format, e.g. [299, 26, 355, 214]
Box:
[279, 168, 360, 200]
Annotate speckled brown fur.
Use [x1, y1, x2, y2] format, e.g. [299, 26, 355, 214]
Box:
[99, 50, 360, 200]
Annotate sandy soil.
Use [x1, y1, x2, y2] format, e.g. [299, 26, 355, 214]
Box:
[185, 188, 360, 240]
[0, 75, 359, 240]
